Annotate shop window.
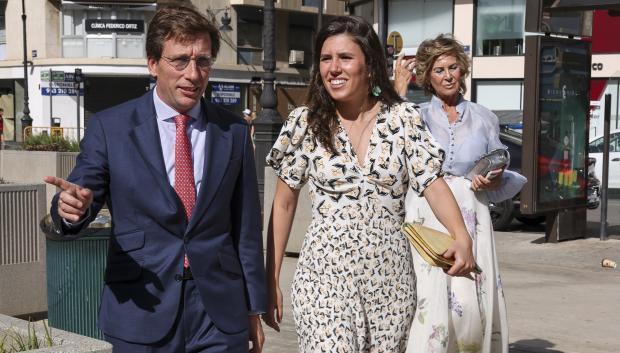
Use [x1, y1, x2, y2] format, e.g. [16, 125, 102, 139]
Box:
[63, 38, 85, 58]
[61, 4, 153, 59]
[474, 80, 523, 110]
[388, 0, 453, 50]
[475, 0, 525, 56]
[87, 37, 114, 58]
[117, 36, 145, 58]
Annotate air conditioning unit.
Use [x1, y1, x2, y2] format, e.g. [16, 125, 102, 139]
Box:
[289, 50, 305, 65]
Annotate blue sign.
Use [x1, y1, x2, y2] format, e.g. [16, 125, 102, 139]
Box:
[41, 87, 84, 96]
[211, 83, 240, 105]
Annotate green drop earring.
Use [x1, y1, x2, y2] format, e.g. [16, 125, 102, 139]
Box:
[371, 86, 382, 97]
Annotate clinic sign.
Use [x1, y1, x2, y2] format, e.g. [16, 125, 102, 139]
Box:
[85, 19, 144, 34]
[211, 83, 240, 105]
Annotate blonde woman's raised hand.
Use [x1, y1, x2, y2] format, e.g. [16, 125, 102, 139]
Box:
[394, 54, 416, 97]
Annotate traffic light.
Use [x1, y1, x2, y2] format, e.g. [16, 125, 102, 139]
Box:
[74, 68, 83, 84]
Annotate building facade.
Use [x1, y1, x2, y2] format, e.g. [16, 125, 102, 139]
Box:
[0, 0, 346, 141]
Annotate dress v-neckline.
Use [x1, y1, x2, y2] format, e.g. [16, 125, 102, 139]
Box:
[338, 103, 383, 171]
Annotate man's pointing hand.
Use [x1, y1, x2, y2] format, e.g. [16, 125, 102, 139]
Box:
[44, 176, 93, 223]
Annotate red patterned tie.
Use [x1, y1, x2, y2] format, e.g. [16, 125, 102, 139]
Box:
[174, 114, 195, 269]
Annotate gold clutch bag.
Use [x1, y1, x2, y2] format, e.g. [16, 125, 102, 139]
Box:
[401, 222, 482, 274]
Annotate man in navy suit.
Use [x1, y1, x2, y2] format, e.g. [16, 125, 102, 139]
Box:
[44, 5, 266, 353]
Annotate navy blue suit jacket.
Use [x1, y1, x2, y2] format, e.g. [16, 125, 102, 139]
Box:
[51, 91, 266, 344]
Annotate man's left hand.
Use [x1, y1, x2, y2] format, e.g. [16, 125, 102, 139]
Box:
[249, 315, 264, 353]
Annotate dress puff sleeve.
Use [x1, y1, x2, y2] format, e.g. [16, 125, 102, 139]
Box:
[400, 103, 445, 196]
[265, 106, 312, 189]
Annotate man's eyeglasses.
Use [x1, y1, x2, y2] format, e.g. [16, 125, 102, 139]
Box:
[161, 55, 215, 71]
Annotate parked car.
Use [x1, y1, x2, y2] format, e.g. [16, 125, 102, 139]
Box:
[489, 126, 601, 230]
[589, 129, 620, 189]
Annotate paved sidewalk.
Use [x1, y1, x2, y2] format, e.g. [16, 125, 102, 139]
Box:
[263, 202, 620, 353]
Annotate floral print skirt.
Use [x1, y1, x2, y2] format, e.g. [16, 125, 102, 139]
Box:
[404, 176, 509, 353]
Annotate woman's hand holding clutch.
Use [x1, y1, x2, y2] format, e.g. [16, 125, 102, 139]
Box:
[442, 235, 476, 277]
[471, 167, 504, 191]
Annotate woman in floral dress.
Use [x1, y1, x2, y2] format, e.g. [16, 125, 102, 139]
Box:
[394, 34, 527, 353]
[262, 17, 477, 353]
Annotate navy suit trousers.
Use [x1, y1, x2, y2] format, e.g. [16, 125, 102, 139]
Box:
[105, 280, 249, 353]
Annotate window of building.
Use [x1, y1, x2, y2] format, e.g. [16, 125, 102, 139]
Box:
[474, 80, 524, 126]
[591, 79, 620, 138]
[302, 0, 321, 7]
[474, 80, 523, 110]
[61, 3, 154, 59]
[288, 26, 313, 69]
[237, 21, 263, 66]
[475, 0, 525, 56]
[0, 0, 6, 60]
[387, 0, 453, 51]
[348, 0, 374, 27]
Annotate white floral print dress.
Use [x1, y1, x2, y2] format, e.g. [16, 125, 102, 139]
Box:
[404, 96, 517, 353]
[266, 102, 444, 353]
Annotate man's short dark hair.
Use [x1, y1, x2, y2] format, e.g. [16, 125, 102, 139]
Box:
[146, 4, 221, 60]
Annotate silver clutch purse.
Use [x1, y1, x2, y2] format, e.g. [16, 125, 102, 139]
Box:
[465, 149, 509, 180]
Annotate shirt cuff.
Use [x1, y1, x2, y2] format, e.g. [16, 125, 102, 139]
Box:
[62, 209, 91, 228]
[249, 311, 265, 316]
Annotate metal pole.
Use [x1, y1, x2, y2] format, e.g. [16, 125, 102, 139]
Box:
[253, 0, 283, 208]
[76, 83, 81, 142]
[20, 0, 32, 136]
[49, 68, 53, 127]
[317, 0, 324, 32]
[377, 0, 387, 45]
[599, 94, 611, 241]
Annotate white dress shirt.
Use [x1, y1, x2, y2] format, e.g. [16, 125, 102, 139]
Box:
[153, 88, 206, 194]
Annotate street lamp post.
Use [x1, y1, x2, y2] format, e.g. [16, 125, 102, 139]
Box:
[74, 68, 83, 142]
[317, 0, 324, 31]
[20, 0, 32, 136]
[253, 0, 283, 207]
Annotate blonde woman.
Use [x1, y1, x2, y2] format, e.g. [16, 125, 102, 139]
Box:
[394, 34, 526, 353]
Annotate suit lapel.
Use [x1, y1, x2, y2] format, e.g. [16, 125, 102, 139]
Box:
[187, 101, 232, 233]
[129, 92, 184, 227]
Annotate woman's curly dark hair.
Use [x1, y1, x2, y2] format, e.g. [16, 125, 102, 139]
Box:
[306, 16, 402, 154]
